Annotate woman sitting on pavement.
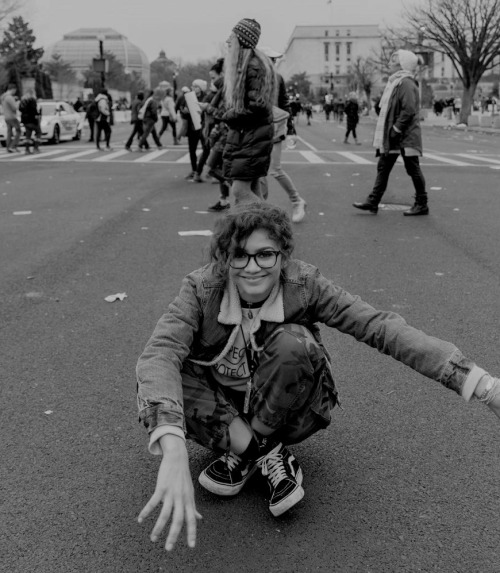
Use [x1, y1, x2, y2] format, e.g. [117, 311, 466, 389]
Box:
[136, 202, 500, 552]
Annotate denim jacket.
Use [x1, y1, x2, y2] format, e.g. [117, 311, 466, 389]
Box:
[137, 259, 474, 435]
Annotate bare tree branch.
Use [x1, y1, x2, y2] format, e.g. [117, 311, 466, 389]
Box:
[404, 0, 500, 122]
[0, 0, 24, 27]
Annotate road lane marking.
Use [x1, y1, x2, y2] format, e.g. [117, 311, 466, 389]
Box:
[336, 151, 375, 164]
[296, 135, 318, 151]
[93, 149, 131, 162]
[299, 150, 326, 163]
[133, 149, 170, 162]
[51, 149, 98, 161]
[175, 153, 191, 163]
[3, 149, 69, 161]
[422, 153, 472, 166]
[456, 153, 500, 165]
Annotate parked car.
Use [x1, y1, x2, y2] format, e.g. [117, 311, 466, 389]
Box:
[0, 100, 84, 146]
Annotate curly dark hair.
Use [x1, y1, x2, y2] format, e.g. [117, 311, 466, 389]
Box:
[209, 203, 295, 278]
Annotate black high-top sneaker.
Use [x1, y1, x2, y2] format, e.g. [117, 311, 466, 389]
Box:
[199, 450, 258, 496]
[257, 443, 304, 517]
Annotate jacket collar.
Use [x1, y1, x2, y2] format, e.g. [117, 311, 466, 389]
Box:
[218, 276, 284, 326]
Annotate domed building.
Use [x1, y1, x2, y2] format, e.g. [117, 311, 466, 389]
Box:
[41, 28, 150, 86]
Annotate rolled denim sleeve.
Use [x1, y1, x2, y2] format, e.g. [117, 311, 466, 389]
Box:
[136, 271, 203, 434]
[306, 267, 475, 395]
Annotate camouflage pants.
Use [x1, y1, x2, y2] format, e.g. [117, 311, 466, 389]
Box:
[181, 324, 338, 453]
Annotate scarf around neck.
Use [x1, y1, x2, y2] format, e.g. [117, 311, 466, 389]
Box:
[373, 70, 413, 151]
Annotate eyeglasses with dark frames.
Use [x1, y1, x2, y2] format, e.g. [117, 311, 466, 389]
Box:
[229, 250, 281, 269]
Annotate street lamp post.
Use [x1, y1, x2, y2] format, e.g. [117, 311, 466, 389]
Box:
[97, 33, 105, 90]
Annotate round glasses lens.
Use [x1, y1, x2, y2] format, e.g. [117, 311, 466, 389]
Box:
[230, 256, 248, 268]
[256, 252, 278, 268]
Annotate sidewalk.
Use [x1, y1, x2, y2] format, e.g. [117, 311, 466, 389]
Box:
[364, 110, 500, 136]
[420, 110, 500, 135]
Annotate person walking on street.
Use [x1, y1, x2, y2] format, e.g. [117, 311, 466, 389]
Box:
[191, 79, 210, 182]
[1, 84, 21, 153]
[125, 91, 146, 151]
[95, 89, 112, 150]
[343, 92, 361, 145]
[136, 202, 500, 552]
[18, 88, 41, 154]
[353, 50, 428, 217]
[138, 89, 163, 151]
[222, 18, 276, 204]
[84, 94, 99, 143]
[176, 84, 204, 180]
[259, 46, 307, 223]
[158, 87, 179, 145]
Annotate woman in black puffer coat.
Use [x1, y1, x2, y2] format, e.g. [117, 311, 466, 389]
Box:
[222, 18, 276, 204]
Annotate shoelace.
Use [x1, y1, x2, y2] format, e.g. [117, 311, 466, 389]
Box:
[224, 451, 243, 471]
[259, 450, 288, 487]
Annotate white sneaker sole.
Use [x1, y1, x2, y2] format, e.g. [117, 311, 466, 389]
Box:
[270, 484, 305, 516]
[269, 468, 304, 516]
[198, 463, 258, 496]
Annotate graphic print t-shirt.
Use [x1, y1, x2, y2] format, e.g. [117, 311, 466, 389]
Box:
[210, 307, 259, 392]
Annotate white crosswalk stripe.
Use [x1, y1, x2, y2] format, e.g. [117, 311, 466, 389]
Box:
[93, 149, 131, 162]
[7, 149, 69, 161]
[133, 149, 169, 162]
[336, 151, 375, 164]
[1, 145, 499, 170]
[422, 152, 472, 166]
[51, 149, 98, 161]
[299, 150, 325, 163]
[176, 153, 191, 163]
[456, 153, 500, 165]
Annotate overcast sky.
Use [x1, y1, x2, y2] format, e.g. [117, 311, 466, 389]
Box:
[27, 0, 408, 63]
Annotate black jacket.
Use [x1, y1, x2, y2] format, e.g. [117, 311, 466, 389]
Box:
[222, 55, 273, 180]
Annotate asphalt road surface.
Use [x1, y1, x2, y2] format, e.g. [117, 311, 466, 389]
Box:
[1, 118, 499, 573]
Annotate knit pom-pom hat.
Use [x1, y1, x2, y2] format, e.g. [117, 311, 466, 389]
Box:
[232, 18, 261, 49]
[397, 49, 419, 72]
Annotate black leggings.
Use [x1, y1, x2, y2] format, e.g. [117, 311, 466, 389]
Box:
[159, 117, 177, 139]
[96, 120, 111, 148]
[345, 126, 357, 140]
[188, 130, 202, 172]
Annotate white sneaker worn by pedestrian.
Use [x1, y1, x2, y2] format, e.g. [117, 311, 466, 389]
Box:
[291, 198, 307, 223]
[257, 443, 304, 516]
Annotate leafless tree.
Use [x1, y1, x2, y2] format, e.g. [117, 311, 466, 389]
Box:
[351, 56, 378, 109]
[0, 0, 23, 28]
[405, 0, 500, 124]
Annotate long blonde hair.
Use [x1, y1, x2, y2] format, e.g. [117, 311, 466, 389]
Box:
[224, 33, 276, 113]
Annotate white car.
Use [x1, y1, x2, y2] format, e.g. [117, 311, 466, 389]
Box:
[0, 100, 84, 146]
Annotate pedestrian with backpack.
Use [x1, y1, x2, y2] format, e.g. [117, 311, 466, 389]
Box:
[84, 94, 99, 143]
[125, 91, 147, 151]
[18, 88, 41, 154]
[95, 89, 112, 150]
[137, 89, 163, 151]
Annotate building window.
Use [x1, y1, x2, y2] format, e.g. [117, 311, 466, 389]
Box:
[441, 67, 445, 77]
[335, 66, 340, 75]
[347, 29, 351, 36]
[335, 42, 340, 56]
[324, 42, 330, 62]
[346, 42, 351, 56]
[441, 53, 445, 62]
[335, 29, 339, 37]
[325, 30, 329, 37]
